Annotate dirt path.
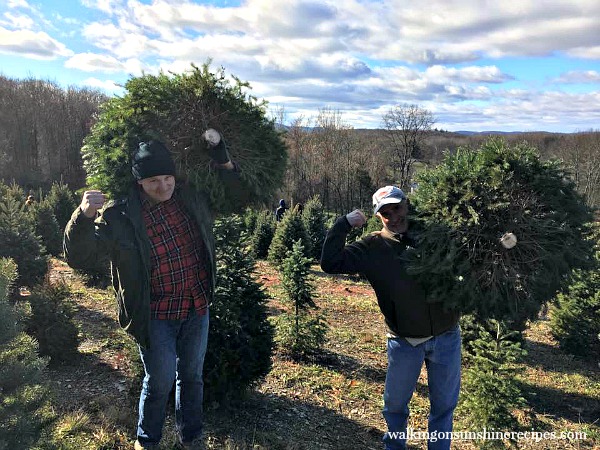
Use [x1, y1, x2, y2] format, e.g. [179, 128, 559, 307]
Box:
[47, 258, 140, 448]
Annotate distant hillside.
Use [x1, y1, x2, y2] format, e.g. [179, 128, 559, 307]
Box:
[454, 130, 561, 136]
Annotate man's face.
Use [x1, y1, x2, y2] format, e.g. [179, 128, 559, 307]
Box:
[376, 201, 409, 234]
[138, 175, 175, 205]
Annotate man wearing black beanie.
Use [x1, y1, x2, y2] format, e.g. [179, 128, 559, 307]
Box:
[64, 129, 238, 450]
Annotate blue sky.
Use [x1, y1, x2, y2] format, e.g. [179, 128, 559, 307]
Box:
[1, 0, 599, 132]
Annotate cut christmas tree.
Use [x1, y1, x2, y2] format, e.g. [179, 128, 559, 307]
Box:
[407, 138, 594, 327]
[81, 62, 287, 211]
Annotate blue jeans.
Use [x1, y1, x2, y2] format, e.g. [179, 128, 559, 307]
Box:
[136, 311, 209, 446]
[382, 326, 461, 450]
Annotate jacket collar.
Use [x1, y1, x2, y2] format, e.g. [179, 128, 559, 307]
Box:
[380, 226, 416, 244]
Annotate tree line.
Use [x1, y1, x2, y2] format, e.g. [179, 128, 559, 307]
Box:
[280, 108, 600, 213]
[0, 75, 106, 189]
[0, 75, 599, 212]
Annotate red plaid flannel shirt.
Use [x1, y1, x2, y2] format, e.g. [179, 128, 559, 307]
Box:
[142, 195, 210, 320]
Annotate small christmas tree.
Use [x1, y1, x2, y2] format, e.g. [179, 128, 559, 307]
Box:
[29, 200, 63, 257]
[550, 271, 600, 357]
[0, 258, 53, 449]
[25, 281, 80, 366]
[45, 180, 77, 232]
[241, 206, 259, 237]
[275, 240, 327, 358]
[250, 210, 277, 259]
[459, 320, 527, 449]
[268, 209, 311, 265]
[550, 223, 600, 357]
[281, 240, 316, 310]
[204, 216, 274, 403]
[0, 184, 49, 287]
[302, 195, 327, 261]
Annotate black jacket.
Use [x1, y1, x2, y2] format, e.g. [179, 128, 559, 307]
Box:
[65, 167, 244, 348]
[321, 216, 459, 338]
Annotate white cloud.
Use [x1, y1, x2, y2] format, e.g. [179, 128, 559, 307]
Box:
[2, 0, 597, 132]
[81, 76, 124, 93]
[81, 0, 124, 16]
[567, 46, 600, 59]
[553, 70, 600, 84]
[432, 90, 600, 132]
[78, 0, 599, 75]
[3, 12, 34, 29]
[7, 0, 33, 10]
[65, 52, 127, 73]
[0, 26, 72, 59]
[425, 65, 512, 84]
[82, 21, 149, 59]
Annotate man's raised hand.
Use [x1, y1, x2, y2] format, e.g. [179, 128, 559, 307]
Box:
[346, 209, 367, 228]
[203, 128, 230, 165]
[80, 190, 106, 218]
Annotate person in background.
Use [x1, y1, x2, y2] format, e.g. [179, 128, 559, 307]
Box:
[320, 185, 461, 450]
[64, 129, 241, 450]
[275, 198, 287, 221]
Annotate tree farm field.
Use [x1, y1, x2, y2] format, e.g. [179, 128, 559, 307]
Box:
[45, 258, 598, 450]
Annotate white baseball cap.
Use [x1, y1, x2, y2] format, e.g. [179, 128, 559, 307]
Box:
[372, 185, 407, 214]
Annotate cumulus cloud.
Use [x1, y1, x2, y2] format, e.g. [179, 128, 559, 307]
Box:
[567, 46, 600, 59]
[2, 12, 34, 29]
[1, 0, 598, 132]
[77, 0, 600, 72]
[7, 0, 33, 10]
[82, 21, 149, 59]
[0, 26, 72, 59]
[553, 70, 600, 84]
[65, 52, 127, 73]
[80, 0, 123, 16]
[81, 76, 124, 93]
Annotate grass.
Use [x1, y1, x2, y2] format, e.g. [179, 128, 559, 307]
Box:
[35, 257, 600, 449]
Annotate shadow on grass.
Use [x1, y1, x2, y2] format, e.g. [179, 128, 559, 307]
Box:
[521, 337, 599, 376]
[310, 349, 387, 384]
[74, 303, 122, 340]
[308, 350, 429, 403]
[518, 380, 600, 424]
[203, 390, 384, 450]
[309, 350, 427, 388]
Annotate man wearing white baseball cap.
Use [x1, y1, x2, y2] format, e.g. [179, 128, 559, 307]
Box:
[321, 185, 461, 450]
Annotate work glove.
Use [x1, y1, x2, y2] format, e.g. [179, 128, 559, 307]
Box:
[346, 209, 367, 228]
[203, 128, 229, 164]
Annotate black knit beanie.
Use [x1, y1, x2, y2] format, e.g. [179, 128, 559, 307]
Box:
[131, 140, 176, 180]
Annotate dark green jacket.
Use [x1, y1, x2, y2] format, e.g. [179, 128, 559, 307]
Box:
[321, 216, 459, 338]
[64, 174, 242, 348]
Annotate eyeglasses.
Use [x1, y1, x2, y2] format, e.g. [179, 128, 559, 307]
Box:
[378, 203, 403, 219]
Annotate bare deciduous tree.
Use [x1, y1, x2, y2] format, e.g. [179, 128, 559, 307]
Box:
[0, 76, 105, 189]
[282, 109, 376, 215]
[554, 130, 600, 208]
[382, 104, 435, 189]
